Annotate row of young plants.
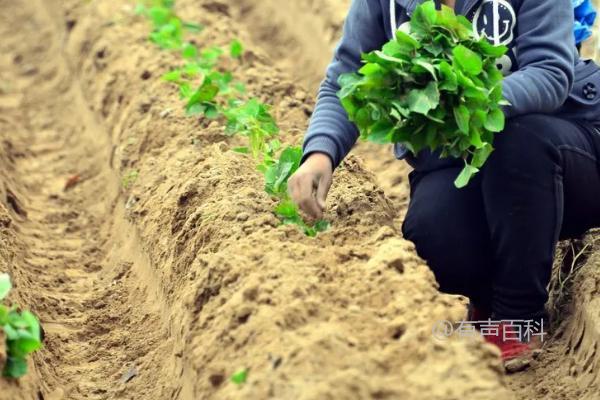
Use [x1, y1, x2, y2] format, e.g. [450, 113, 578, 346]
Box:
[135, 0, 329, 236]
[1, 273, 42, 378]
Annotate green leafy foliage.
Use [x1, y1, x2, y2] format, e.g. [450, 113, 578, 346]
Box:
[0, 274, 42, 378]
[337, 1, 508, 188]
[224, 99, 279, 157]
[275, 199, 330, 237]
[138, 1, 329, 235]
[263, 147, 329, 236]
[136, 0, 202, 49]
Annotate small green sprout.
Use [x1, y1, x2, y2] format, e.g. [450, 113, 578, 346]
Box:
[230, 39, 244, 59]
[122, 169, 139, 189]
[1, 273, 43, 378]
[230, 368, 248, 385]
[224, 99, 279, 158]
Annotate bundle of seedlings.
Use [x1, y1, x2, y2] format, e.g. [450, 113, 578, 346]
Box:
[338, 0, 509, 187]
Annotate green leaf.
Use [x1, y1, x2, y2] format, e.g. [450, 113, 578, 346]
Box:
[186, 103, 206, 116]
[275, 200, 299, 219]
[232, 147, 249, 154]
[368, 121, 394, 144]
[484, 108, 505, 132]
[453, 105, 470, 135]
[454, 164, 480, 188]
[0, 305, 8, 325]
[181, 43, 198, 59]
[412, 59, 437, 80]
[4, 324, 18, 340]
[476, 40, 508, 58]
[182, 21, 203, 32]
[393, 30, 421, 53]
[187, 83, 219, 106]
[0, 273, 11, 300]
[453, 45, 483, 75]
[162, 69, 182, 82]
[372, 51, 408, 66]
[358, 63, 382, 77]
[314, 220, 330, 233]
[423, 40, 443, 56]
[407, 82, 439, 115]
[148, 6, 171, 27]
[230, 39, 244, 58]
[3, 357, 28, 378]
[381, 40, 404, 57]
[472, 143, 494, 168]
[412, 0, 437, 29]
[469, 126, 485, 148]
[438, 61, 458, 91]
[265, 147, 302, 195]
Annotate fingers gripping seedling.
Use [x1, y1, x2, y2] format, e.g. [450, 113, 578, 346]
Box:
[338, 1, 509, 188]
[0, 273, 43, 378]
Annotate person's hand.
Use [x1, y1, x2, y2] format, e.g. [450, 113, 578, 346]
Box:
[288, 152, 333, 220]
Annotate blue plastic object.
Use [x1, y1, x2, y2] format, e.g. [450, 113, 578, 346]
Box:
[573, 0, 597, 44]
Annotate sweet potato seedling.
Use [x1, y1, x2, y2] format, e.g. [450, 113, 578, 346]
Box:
[0, 273, 43, 378]
[135, 0, 201, 49]
[163, 43, 246, 118]
[263, 146, 330, 236]
[338, 1, 509, 188]
[224, 99, 280, 158]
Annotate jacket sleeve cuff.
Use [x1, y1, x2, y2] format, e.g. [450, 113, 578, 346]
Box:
[302, 136, 339, 168]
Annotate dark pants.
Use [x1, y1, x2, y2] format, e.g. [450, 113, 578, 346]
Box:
[402, 114, 600, 320]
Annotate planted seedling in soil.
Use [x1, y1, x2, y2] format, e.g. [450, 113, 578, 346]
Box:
[163, 43, 247, 119]
[0, 273, 43, 378]
[135, 0, 202, 49]
[263, 146, 330, 237]
[338, 0, 509, 188]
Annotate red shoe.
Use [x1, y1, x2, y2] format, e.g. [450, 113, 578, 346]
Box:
[482, 321, 544, 372]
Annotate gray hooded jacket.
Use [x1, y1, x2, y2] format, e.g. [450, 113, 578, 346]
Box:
[303, 0, 600, 167]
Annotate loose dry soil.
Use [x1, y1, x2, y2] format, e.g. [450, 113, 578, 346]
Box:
[0, 0, 598, 399]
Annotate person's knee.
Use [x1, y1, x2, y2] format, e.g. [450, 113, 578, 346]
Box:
[485, 114, 559, 173]
[493, 114, 551, 154]
[402, 204, 464, 292]
[402, 203, 438, 256]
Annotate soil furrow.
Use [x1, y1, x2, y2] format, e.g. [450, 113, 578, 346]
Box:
[6, 0, 595, 399]
[230, 0, 600, 398]
[0, 0, 185, 398]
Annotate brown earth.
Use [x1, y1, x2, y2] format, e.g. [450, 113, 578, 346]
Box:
[0, 0, 597, 399]
[237, 1, 600, 398]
